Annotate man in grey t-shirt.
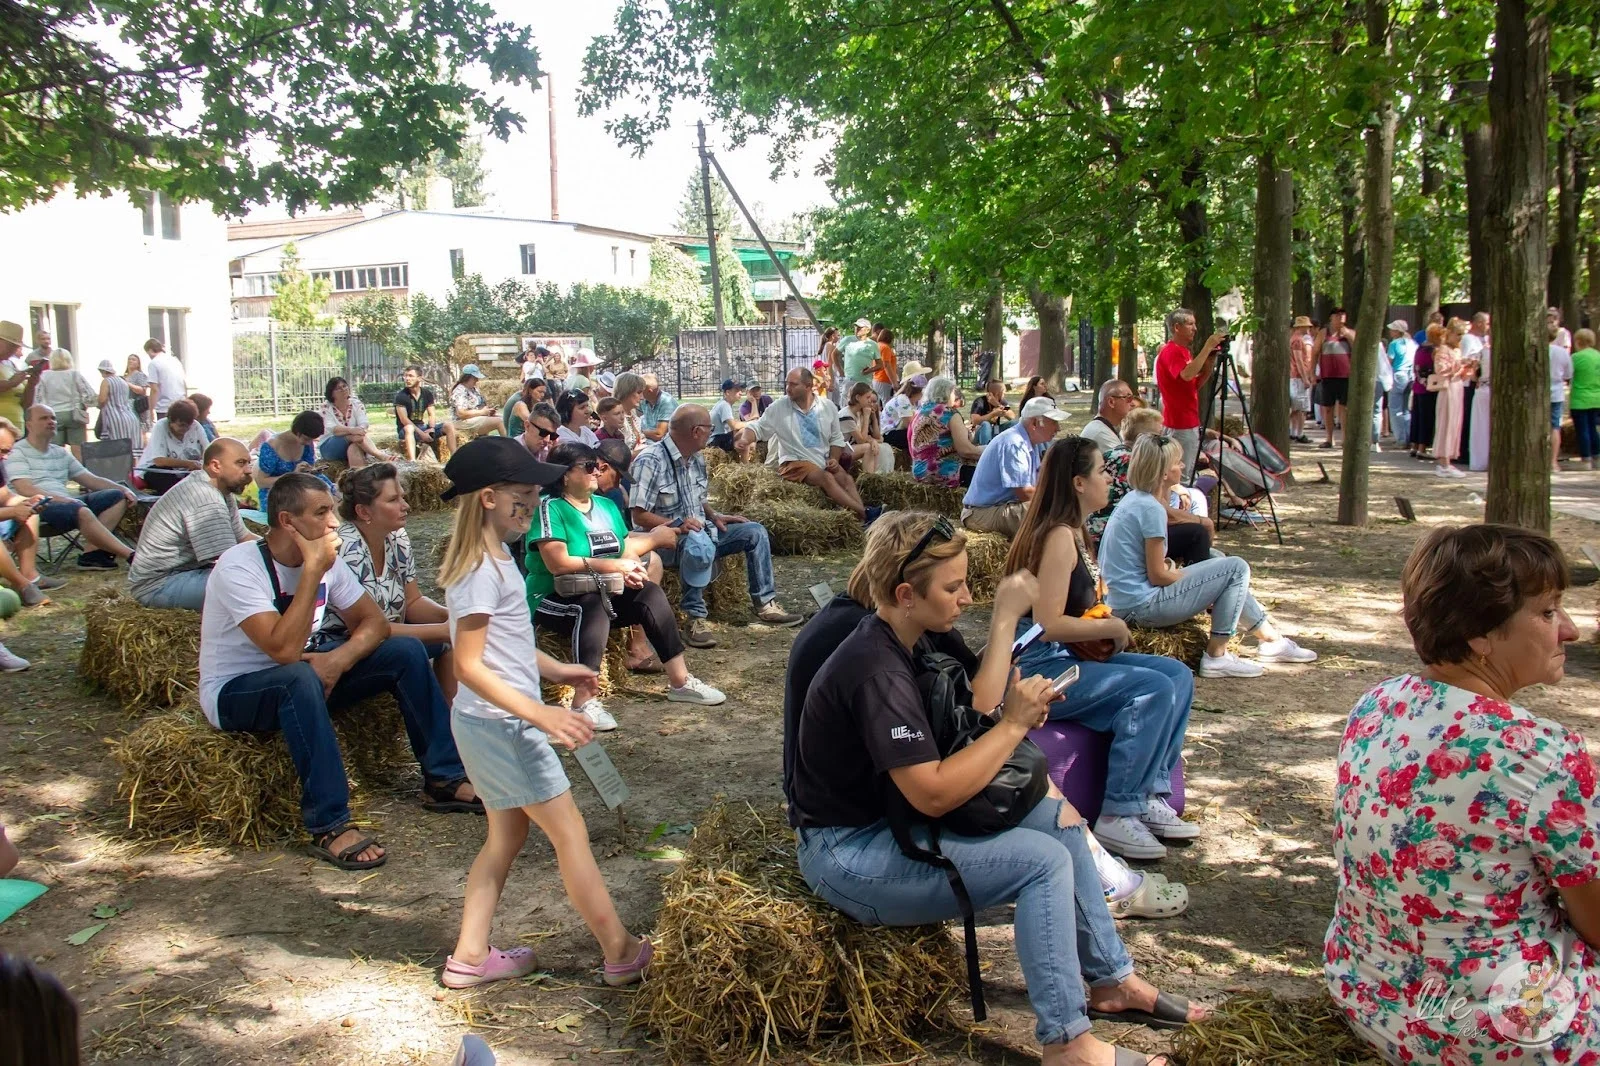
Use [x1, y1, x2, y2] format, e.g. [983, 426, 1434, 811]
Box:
[128, 438, 257, 609]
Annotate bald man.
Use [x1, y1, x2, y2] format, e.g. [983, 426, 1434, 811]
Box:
[128, 437, 259, 609]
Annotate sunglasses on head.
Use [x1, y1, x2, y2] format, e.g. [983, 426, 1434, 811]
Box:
[897, 515, 956, 587]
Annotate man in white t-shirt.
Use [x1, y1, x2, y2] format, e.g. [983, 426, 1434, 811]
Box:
[135, 397, 207, 494]
[752, 366, 876, 523]
[199, 472, 477, 870]
[143, 338, 187, 417]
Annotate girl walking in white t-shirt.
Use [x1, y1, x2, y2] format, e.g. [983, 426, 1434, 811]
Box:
[436, 436, 652, 990]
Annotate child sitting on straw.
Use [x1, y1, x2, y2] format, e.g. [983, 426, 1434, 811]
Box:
[435, 437, 653, 990]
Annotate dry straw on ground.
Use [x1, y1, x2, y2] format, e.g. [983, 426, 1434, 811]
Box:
[1170, 990, 1380, 1066]
[739, 500, 863, 555]
[855, 471, 964, 516]
[962, 530, 1009, 604]
[398, 460, 453, 513]
[633, 802, 967, 1065]
[110, 696, 410, 848]
[710, 464, 826, 512]
[1128, 616, 1232, 668]
[81, 589, 200, 711]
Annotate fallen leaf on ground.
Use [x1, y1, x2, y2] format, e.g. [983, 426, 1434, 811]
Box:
[66, 923, 107, 946]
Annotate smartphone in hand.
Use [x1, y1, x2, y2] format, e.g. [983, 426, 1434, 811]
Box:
[1010, 622, 1045, 660]
[1049, 664, 1080, 696]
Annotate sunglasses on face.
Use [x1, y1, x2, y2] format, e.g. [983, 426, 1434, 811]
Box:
[897, 515, 956, 587]
[532, 426, 556, 439]
[571, 460, 599, 474]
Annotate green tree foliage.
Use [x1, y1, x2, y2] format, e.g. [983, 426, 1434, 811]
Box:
[676, 166, 745, 238]
[340, 291, 410, 355]
[1, 1, 540, 214]
[383, 138, 491, 210]
[711, 234, 761, 325]
[270, 243, 333, 329]
[647, 240, 710, 328]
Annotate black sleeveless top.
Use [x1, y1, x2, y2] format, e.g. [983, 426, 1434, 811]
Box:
[1024, 529, 1099, 623]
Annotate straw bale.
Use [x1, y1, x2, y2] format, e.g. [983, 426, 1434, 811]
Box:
[398, 461, 453, 513]
[309, 459, 348, 484]
[660, 554, 752, 624]
[710, 464, 825, 512]
[1127, 615, 1234, 668]
[962, 531, 1010, 604]
[633, 802, 967, 1065]
[739, 501, 863, 556]
[479, 378, 520, 410]
[110, 696, 410, 848]
[81, 589, 200, 711]
[534, 627, 632, 705]
[1171, 990, 1381, 1066]
[1212, 413, 1248, 439]
[856, 471, 964, 516]
[117, 501, 150, 544]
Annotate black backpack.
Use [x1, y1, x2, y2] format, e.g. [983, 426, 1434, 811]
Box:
[885, 650, 1048, 1020]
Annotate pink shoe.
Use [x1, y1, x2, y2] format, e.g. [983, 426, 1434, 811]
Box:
[602, 937, 653, 987]
[441, 945, 538, 989]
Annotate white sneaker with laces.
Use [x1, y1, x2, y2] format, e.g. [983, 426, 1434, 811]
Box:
[1140, 796, 1201, 840]
[575, 697, 618, 732]
[667, 675, 726, 706]
[0, 644, 29, 673]
[1257, 636, 1318, 663]
[1092, 814, 1168, 860]
[1198, 651, 1264, 678]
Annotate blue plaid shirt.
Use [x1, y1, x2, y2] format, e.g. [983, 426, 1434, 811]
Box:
[638, 390, 679, 435]
[629, 436, 709, 526]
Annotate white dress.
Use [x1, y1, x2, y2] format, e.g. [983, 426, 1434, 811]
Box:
[1469, 347, 1492, 472]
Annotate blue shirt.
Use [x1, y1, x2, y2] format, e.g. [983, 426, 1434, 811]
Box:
[638, 390, 679, 434]
[1387, 337, 1416, 379]
[1098, 490, 1168, 611]
[962, 422, 1040, 508]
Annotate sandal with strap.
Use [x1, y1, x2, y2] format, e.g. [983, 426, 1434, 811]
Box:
[627, 654, 665, 674]
[305, 826, 386, 871]
[423, 777, 485, 815]
[1110, 873, 1189, 920]
[1114, 1050, 1170, 1066]
[1089, 990, 1199, 1030]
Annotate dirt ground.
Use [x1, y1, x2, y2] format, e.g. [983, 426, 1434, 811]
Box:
[4, 435, 1599, 1065]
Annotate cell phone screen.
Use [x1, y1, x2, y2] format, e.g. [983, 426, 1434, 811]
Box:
[1050, 664, 1080, 695]
[1010, 622, 1045, 660]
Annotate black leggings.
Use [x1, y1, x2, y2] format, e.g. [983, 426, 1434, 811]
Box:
[1167, 521, 1214, 566]
[885, 427, 908, 451]
[535, 581, 685, 671]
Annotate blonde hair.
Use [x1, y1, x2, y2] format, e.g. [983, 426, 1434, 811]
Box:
[437, 490, 497, 588]
[48, 351, 72, 372]
[1119, 407, 1163, 443]
[1127, 433, 1180, 494]
[853, 510, 968, 608]
[1575, 328, 1596, 350]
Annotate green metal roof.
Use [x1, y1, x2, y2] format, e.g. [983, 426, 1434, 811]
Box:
[675, 241, 794, 281]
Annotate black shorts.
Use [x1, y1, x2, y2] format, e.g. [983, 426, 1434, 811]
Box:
[708, 432, 735, 452]
[1319, 377, 1349, 406]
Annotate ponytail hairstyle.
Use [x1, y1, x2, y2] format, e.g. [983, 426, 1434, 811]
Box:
[438, 488, 497, 588]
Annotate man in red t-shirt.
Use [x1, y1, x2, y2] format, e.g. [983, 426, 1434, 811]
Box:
[1155, 307, 1225, 481]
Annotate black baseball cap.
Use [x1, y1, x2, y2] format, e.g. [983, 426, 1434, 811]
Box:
[595, 438, 633, 486]
[720, 377, 745, 392]
[441, 436, 567, 501]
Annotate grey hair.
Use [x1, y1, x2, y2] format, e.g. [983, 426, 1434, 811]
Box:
[613, 372, 645, 401]
[1097, 378, 1128, 407]
[1167, 307, 1196, 332]
[924, 374, 956, 406]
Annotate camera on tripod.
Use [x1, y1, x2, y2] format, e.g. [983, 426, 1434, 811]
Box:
[1214, 289, 1244, 361]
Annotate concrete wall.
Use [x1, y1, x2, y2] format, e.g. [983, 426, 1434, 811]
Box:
[0, 189, 235, 417]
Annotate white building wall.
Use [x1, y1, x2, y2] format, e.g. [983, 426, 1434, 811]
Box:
[0, 189, 235, 418]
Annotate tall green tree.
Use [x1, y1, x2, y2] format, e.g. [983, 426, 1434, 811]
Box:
[675, 167, 745, 238]
[383, 138, 491, 209]
[271, 243, 333, 329]
[646, 240, 710, 329]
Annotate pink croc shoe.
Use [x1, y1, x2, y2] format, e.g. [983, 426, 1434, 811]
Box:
[602, 937, 653, 987]
[442, 945, 538, 989]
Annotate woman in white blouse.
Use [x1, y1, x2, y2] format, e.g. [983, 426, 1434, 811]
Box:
[554, 388, 601, 447]
[36, 351, 98, 460]
[320, 376, 386, 468]
[324, 463, 457, 701]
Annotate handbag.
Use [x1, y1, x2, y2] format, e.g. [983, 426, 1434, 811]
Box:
[1425, 374, 1446, 392]
[552, 561, 626, 619]
[1065, 548, 1117, 662]
[885, 650, 1049, 1022]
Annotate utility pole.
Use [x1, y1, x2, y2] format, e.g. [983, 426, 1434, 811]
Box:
[698, 121, 728, 378]
[706, 150, 821, 332]
[547, 73, 560, 220]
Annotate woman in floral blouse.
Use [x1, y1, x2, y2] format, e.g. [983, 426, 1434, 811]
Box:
[1326, 523, 1600, 1065]
[909, 375, 982, 487]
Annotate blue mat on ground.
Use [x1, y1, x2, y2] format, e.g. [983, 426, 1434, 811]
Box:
[0, 879, 47, 924]
[239, 508, 268, 526]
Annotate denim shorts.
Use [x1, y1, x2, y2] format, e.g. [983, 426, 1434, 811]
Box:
[450, 707, 569, 810]
[1552, 401, 1565, 430]
[39, 487, 123, 533]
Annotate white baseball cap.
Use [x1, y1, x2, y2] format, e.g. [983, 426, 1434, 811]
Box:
[1020, 397, 1070, 422]
[854, 317, 873, 329]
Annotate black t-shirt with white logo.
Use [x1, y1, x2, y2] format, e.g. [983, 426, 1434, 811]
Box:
[789, 613, 947, 829]
[393, 386, 436, 430]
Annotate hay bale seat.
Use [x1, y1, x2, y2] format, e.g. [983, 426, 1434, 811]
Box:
[634, 802, 968, 1065]
[1126, 615, 1237, 669]
[110, 696, 410, 849]
[738, 500, 862, 556]
[659, 554, 753, 625]
[81, 589, 200, 711]
[1171, 990, 1381, 1065]
[855, 471, 964, 517]
[962, 531, 1009, 604]
[396, 460, 453, 514]
[710, 464, 826, 512]
[478, 378, 520, 411]
[534, 627, 632, 705]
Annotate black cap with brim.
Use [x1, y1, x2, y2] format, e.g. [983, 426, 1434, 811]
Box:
[595, 438, 633, 486]
[441, 436, 567, 502]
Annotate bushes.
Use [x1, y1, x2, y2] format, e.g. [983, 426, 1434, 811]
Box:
[357, 381, 402, 407]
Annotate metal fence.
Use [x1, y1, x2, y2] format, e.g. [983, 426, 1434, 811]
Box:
[626, 325, 820, 398]
[232, 325, 408, 417]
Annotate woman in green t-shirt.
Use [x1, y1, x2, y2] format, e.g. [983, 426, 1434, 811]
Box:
[527, 443, 726, 731]
[1570, 328, 1600, 469]
[503, 378, 549, 439]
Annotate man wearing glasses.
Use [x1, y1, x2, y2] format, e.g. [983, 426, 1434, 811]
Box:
[519, 402, 561, 462]
[1082, 380, 1138, 454]
[630, 405, 802, 648]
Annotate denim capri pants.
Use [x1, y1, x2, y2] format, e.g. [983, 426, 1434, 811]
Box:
[450, 707, 570, 810]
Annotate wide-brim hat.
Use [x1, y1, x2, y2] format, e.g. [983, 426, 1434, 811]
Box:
[1291, 316, 1313, 329]
[571, 349, 600, 367]
[441, 436, 567, 501]
[1387, 319, 1409, 332]
[900, 360, 932, 378]
[0, 321, 22, 347]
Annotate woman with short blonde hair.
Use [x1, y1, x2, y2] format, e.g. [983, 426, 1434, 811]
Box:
[36, 350, 96, 458]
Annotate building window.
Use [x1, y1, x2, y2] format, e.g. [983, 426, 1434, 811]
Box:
[612, 246, 621, 275]
[159, 192, 181, 240]
[379, 264, 407, 288]
[241, 274, 275, 297]
[449, 248, 465, 279]
[28, 304, 76, 354]
[520, 243, 537, 275]
[629, 248, 637, 276]
[323, 264, 408, 292]
[139, 193, 155, 236]
[147, 308, 187, 362]
[139, 190, 180, 239]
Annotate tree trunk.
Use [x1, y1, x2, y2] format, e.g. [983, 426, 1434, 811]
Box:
[1117, 291, 1139, 391]
[1416, 119, 1443, 326]
[1339, 156, 1366, 322]
[1484, 0, 1551, 530]
[1463, 119, 1493, 311]
[983, 279, 1005, 366]
[1253, 153, 1295, 456]
[1336, 0, 1398, 527]
[1173, 154, 1215, 340]
[1094, 315, 1114, 389]
[926, 315, 947, 375]
[1029, 286, 1067, 390]
[1292, 225, 1315, 320]
[1548, 74, 1585, 333]
[1588, 231, 1600, 330]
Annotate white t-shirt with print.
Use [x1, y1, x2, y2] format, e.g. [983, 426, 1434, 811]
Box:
[882, 393, 915, 432]
[445, 552, 543, 720]
[199, 540, 366, 727]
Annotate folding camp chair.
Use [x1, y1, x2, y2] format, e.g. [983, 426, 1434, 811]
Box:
[34, 439, 158, 571]
[1202, 439, 1284, 534]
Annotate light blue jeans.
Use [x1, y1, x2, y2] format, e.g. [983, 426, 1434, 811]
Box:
[1388, 375, 1411, 444]
[1114, 555, 1266, 638]
[657, 520, 778, 619]
[1017, 639, 1194, 818]
[797, 797, 1134, 1045]
[134, 568, 211, 611]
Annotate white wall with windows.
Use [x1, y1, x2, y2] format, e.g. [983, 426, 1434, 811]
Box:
[0, 188, 234, 417]
[230, 210, 656, 317]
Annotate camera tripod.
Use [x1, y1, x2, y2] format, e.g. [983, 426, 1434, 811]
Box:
[1187, 333, 1284, 546]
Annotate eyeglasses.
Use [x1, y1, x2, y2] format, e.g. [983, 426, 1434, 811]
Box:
[532, 426, 557, 439]
[571, 460, 599, 473]
[690, 422, 712, 432]
[897, 515, 956, 587]
[1110, 391, 1135, 402]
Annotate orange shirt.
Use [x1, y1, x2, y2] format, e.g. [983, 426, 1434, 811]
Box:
[874, 342, 898, 384]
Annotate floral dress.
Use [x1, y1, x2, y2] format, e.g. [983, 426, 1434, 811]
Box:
[910, 401, 960, 486]
[1086, 444, 1132, 539]
[1325, 674, 1600, 1064]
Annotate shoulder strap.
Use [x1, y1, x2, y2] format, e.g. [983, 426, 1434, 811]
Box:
[258, 539, 287, 609]
[885, 806, 986, 1021]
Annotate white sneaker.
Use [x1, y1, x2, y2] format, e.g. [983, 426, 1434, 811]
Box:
[667, 675, 726, 706]
[1140, 796, 1201, 840]
[1093, 814, 1167, 860]
[1198, 651, 1264, 678]
[0, 644, 29, 672]
[575, 697, 618, 732]
[1257, 637, 1318, 664]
